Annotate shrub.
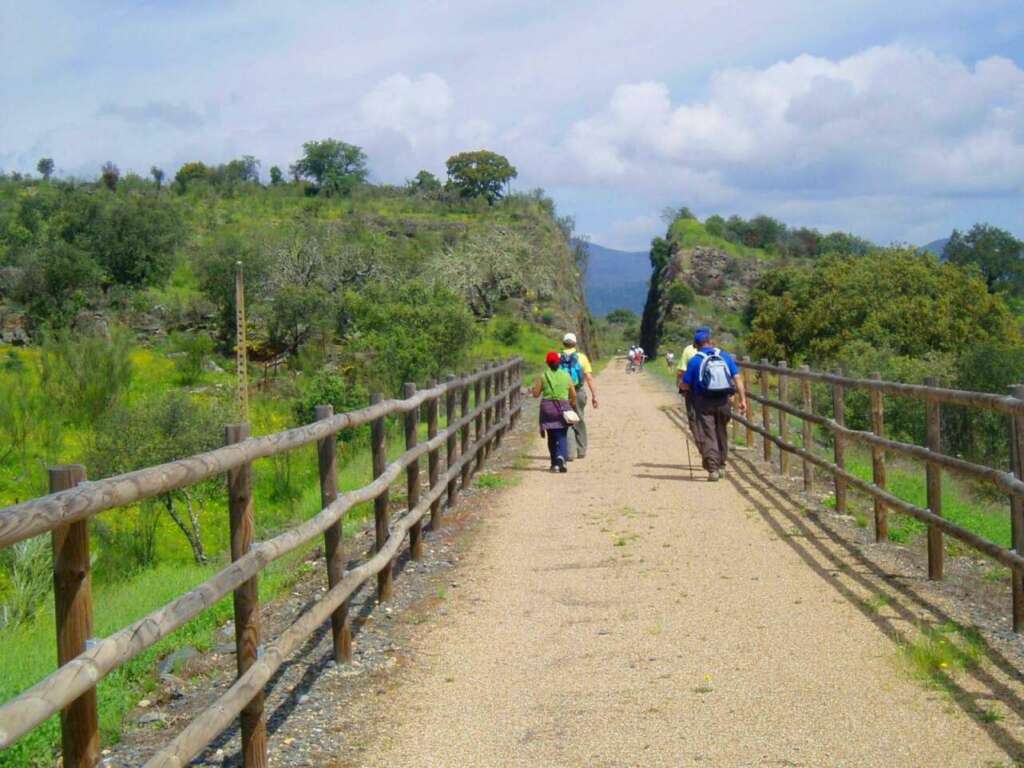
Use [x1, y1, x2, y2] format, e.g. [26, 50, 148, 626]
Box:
[170, 331, 215, 385]
[665, 281, 695, 307]
[0, 535, 51, 628]
[38, 327, 133, 428]
[293, 371, 370, 444]
[493, 317, 522, 346]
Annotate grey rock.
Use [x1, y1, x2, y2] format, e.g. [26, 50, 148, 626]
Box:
[159, 645, 200, 676]
[138, 710, 167, 725]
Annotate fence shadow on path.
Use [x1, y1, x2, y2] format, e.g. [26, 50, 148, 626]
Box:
[659, 404, 1024, 761]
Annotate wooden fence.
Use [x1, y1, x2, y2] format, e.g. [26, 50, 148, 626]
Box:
[732, 358, 1024, 633]
[0, 358, 523, 768]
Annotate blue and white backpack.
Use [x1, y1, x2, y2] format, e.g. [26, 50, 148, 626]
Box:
[696, 348, 736, 395]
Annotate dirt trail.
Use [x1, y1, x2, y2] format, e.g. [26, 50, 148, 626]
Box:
[357, 364, 1016, 767]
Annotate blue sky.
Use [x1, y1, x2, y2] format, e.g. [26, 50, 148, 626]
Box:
[2, 1, 1023, 249]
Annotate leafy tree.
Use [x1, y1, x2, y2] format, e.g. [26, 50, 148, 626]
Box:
[434, 224, 548, 317]
[174, 161, 212, 192]
[100, 161, 120, 191]
[293, 371, 369, 444]
[219, 155, 261, 185]
[269, 165, 284, 185]
[36, 158, 54, 181]
[944, 223, 1024, 293]
[14, 241, 103, 326]
[88, 392, 231, 566]
[746, 248, 1017, 364]
[704, 215, 727, 238]
[407, 170, 442, 194]
[290, 139, 368, 196]
[665, 281, 695, 307]
[605, 308, 637, 324]
[150, 166, 165, 189]
[818, 231, 873, 257]
[268, 284, 334, 355]
[445, 150, 517, 203]
[347, 283, 477, 394]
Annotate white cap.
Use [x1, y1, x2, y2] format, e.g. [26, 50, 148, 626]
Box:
[563, 332, 577, 345]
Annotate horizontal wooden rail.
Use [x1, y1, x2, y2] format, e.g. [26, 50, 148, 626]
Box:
[0, 375, 520, 750]
[743, 359, 1024, 415]
[143, 404, 514, 768]
[745, 390, 1024, 498]
[731, 410, 1024, 573]
[0, 360, 520, 549]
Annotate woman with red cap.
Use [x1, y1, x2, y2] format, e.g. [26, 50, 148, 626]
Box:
[532, 351, 578, 472]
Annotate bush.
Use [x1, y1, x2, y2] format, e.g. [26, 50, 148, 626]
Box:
[170, 332, 215, 385]
[0, 535, 51, 629]
[293, 371, 370, 444]
[665, 281, 695, 307]
[38, 327, 133, 428]
[493, 317, 522, 346]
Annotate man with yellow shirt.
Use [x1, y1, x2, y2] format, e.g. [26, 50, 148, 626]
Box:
[677, 339, 700, 436]
[561, 332, 598, 460]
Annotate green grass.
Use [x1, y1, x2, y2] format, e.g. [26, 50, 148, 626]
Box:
[840, 451, 1010, 548]
[670, 218, 769, 260]
[898, 621, 983, 692]
[474, 472, 517, 490]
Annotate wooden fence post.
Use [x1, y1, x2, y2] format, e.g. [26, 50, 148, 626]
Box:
[474, 372, 484, 475]
[483, 365, 494, 459]
[925, 377, 943, 580]
[426, 379, 441, 531]
[495, 368, 506, 448]
[460, 378, 472, 490]
[778, 361, 790, 476]
[760, 359, 771, 462]
[315, 405, 351, 663]
[869, 373, 889, 543]
[224, 423, 267, 768]
[742, 357, 754, 449]
[1008, 384, 1024, 632]
[832, 368, 847, 515]
[403, 383, 423, 561]
[49, 464, 99, 768]
[800, 365, 814, 492]
[371, 394, 393, 602]
[444, 374, 459, 512]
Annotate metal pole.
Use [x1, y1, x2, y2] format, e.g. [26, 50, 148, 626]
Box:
[235, 261, 249, 422]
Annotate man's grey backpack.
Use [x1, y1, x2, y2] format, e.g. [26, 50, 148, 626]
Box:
[697, 349, 736, 395]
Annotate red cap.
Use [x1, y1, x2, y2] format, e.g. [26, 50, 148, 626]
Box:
[545, 351, 561, 366]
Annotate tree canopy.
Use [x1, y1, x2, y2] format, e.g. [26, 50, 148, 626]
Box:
[36, 158, 54, 181]
[445, 150, 517, 203]
[746, 248, 1017, 364]
[944, 223, 1024, 294]
[290, 139, 368, 196]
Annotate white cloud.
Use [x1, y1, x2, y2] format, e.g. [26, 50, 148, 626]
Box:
[565, 45, 1024, 199]
[356, 73, 452, 149]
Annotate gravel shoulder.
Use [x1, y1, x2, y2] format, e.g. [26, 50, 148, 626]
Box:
[353, 363, 1024, 768]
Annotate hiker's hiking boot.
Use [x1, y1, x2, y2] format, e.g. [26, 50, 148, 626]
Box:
[707, 470, 719, 482]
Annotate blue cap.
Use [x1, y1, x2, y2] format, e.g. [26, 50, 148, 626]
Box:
[694, 327, 712, 343]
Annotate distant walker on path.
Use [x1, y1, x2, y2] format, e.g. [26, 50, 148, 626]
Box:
[681, 327, 748, 481]
[561, 332, 598, 460]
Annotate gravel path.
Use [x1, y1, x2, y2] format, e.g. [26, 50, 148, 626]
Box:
[358, 363, 1020, 767]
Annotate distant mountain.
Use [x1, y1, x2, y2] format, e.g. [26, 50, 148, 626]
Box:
[579, 241, 650, 316]
[921, 238, 950, 258]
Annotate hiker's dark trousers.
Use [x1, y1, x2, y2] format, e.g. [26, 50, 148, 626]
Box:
[693, 393, 731, 472]
[546, 428, 568, 467]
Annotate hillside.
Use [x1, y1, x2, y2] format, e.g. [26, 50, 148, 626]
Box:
[0, 170, 594, 766]
[639, 218, 780, 357]
[578, 240, 649, 315]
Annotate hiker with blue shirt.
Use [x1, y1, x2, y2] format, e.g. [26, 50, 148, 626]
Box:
[560, 333, 598, 460]
[681, 327, 749, 482]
